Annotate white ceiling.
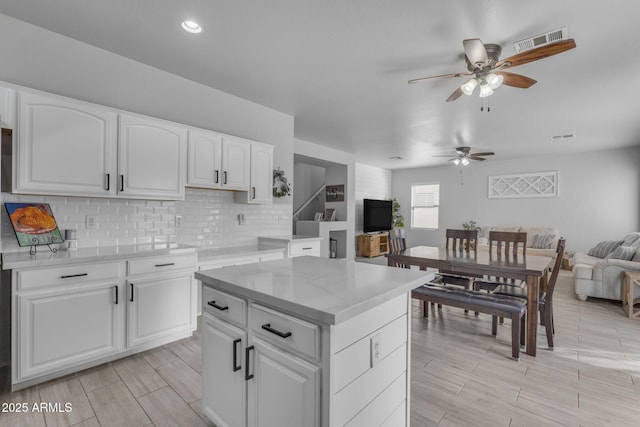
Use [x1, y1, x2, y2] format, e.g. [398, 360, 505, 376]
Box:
[2, 1, 640, 170]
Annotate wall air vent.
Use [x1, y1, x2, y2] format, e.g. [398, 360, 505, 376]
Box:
[514, 27, 569, 53]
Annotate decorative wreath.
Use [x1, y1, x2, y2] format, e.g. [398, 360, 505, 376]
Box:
[273, 167, 291, 198]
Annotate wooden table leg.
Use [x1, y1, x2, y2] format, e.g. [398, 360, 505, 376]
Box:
[623, 274, 631, 318]
[525, 275, 539, 356]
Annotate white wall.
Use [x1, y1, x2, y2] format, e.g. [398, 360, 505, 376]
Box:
[294, 138, 356, 259]
[293, 162, 325, 219]
[392, 146, 640, 253]
[354, 163, 392, 233]
[0, 14, 295, 252]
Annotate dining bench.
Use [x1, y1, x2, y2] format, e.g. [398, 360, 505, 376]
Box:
[412, 284, 527, 359]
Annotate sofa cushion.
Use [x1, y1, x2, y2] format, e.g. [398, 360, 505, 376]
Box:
[634, 250, 640, 263]
[606, 246, 637, 261]
[587, 240, 623, 258]
[521, 227, 557, 247]
[532, 234, 555, 249]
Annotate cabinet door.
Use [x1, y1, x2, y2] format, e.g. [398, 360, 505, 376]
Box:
[247, 338, 320, 427]
[17, 92, 117, 197]
[202, 313, 247, 427]
[118, 113, 187, 200]
[0, 85, 16, 129]
[187, 129, 222, 188]
[17, 281, 121, 379]
[127, 272, 195, 348]
[221, 137, 249, 190]
[243, 142, 273, 204]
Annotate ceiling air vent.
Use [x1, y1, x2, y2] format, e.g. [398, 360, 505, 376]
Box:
[550, 134, 575, 141]
[514, 27, 569, 53]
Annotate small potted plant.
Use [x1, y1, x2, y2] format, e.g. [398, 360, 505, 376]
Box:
[391, 198, 404, 228]
[462, 220, 481, 232]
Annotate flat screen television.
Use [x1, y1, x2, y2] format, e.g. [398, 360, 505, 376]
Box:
[363, 199, 392, 233]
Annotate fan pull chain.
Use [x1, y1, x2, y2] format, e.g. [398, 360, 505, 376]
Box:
[460, 169, 464, 186]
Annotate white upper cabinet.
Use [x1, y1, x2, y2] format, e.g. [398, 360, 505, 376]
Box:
[187, 130, 249, 191]
[187, 129, 223, 188]
[0, 86, 16, 129]
[16, 92, 118, 197]
[221, 136, 250, 190]
[118, 113, 187, 200]
[235, 142, 274, 204]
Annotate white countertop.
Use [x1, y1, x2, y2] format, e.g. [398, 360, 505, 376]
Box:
[196, 256, 435, 325]
[1, 243, 198, 270]
[258, 235, 323, 244]
[198, 245, 285, 262]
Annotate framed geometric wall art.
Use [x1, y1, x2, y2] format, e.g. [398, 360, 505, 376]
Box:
[488, 171, 558, 198]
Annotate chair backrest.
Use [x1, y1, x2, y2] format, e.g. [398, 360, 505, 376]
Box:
[388, 228, 407, 253]
[543, 238, 566, 302]
[488, 231, 527, 258]
[446, 229, 477, 253]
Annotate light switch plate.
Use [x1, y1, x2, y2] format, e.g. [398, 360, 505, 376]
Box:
[85, 215, 97, 229]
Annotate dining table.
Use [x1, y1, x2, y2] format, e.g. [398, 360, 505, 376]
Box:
[387, 245, 552, 356]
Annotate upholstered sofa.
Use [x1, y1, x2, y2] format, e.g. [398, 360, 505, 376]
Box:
[574, 232, 640, 301]
[477, 226, 560, 258]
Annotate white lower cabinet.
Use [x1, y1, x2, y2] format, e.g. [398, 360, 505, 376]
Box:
[12, 251, 197, 389]
[247, 338, 320, 427]
[17, 280, 122, 380]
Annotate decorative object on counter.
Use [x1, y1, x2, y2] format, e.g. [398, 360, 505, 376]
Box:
[325, 184, 345, 202]
[314, 212, 324, 221]
[330, 237, 337, 258]
[64, 229, 78, 251]
[462, 220, 481, 231]
[324, 208, 336, 222]
[391, 198, 404, 228]
[272, 167, 291, 198]
[5, 202, 63, 255]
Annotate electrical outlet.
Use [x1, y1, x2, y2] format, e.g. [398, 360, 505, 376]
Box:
[238, 213, 245, 225]
[175, 215, 182, 227]
[85, 215, 97, 229]
[370, 334, 382, 367]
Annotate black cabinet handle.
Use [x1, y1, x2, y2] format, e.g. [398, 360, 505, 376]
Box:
[60, 273, 88, 279]
[223, 171, 228, 184]
[130, 283, 134, 302]
[105, 173, 110, 191]
[120, 175, 124, 192]
[252, 187, 256, 199]
[155, 262, 175, 267]
[245, 345, 254, 381]
[214, 170, 219, 183]
[232, 338, 242, 372]
[207, 300, 229, 311]
[261, 323, 292, 339]
[114, 285, 118, 304]
[302, 247, 313, 250]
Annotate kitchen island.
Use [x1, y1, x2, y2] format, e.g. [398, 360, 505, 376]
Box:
[196, 256, 434, 427]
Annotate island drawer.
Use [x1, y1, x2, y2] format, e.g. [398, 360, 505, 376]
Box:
[203, 286, 246, 327]
[289, 240, 321, 257]
[17, 262, 124, 291]
[250, 303, 320, 360]
[128, 253, 196, 276]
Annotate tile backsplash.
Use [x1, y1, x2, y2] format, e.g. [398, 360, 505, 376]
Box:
[1, 188, 292, 253]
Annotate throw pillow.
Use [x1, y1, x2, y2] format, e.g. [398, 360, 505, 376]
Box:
[606, 246, 637, 261]
[622, 232, 640, 246]
[532, 234, 555, 249]
[633, 249, 640, 262]
[587, 240, 624, 258]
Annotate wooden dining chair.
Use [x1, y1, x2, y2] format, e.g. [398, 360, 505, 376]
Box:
[388, 228, 407, 253]
[474, 231, 528, 293]
[490, 239, 566, 349]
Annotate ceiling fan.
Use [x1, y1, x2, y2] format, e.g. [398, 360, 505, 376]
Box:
[433, 146, 494, 165]
[408, 36, 576, 102]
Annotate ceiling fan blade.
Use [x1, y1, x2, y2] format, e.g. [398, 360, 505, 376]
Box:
[432, 154, 456, 157]
[496, 71, 537, 88]
[463, 39, 488, 69]
[468, 156, 486, 161]
[496, 39, 576, 69]
[446, 87, 464, 102]
[469, 151, 494, 157]
[408, 71, 472, 84]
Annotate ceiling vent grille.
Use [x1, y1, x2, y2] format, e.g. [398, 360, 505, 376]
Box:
[550, 134, 575, 141]
[514, 27, 569, 53]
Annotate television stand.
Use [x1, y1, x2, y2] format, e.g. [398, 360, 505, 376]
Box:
[358, 232, 389, 257]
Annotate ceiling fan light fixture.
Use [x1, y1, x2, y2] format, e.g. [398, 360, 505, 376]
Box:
[461, 157, 470, 166]
[460, 78, 478, 96]
[452, 158, 461, 165]
[479, 82, 494, 98]
[181, 20, 202, 34]
[486, 73, 504, 89]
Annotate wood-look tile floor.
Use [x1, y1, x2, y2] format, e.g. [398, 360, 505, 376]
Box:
[1, 270, 639, 426]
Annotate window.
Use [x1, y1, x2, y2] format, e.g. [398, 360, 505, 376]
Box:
[411, 183, 439, 229]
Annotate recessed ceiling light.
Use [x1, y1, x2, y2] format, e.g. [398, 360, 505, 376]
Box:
[181, 20, 202, 34]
